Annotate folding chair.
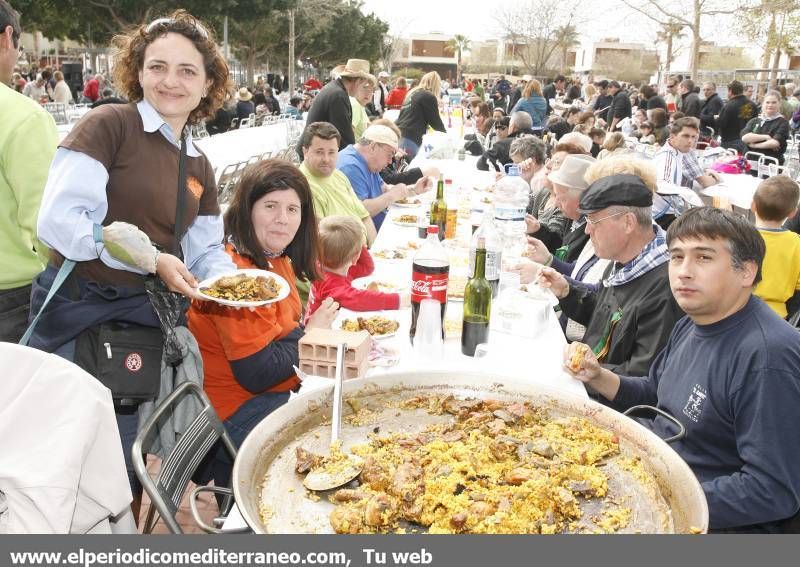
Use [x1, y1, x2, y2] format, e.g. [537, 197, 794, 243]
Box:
[744, 151, 764, 176]
[44, 102, 69, 125]
[132, 382, 248, 533]
[217, 161, 247, 204]
[757, 155, 779, 179]
[787, 308, 800, 330]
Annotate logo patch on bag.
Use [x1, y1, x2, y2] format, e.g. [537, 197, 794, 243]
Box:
[125, 352, 143, 373]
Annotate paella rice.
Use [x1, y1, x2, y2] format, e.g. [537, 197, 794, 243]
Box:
[201, 273, 280, 302]
[341, 316, 400, 336]
[294, 395, 646, 534]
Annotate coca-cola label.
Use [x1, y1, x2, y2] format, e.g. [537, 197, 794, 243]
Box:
[411, 271, 449, 303]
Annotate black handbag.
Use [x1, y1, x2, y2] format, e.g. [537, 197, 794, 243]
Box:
[74, 322, 163, 405]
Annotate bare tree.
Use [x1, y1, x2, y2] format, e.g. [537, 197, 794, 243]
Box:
[620, 0, 734, 78]
[495, 0, 584, 77]
[380, 34, 405, 74]
[740, 0, 800, 81]
[656, 20, 685, 82]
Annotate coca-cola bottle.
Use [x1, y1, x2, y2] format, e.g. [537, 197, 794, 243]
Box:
[410, 225, 450, 342]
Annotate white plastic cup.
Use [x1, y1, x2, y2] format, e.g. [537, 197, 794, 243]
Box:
[414, 298, 444, 359]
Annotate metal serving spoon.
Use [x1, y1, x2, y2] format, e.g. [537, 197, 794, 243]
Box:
[303, 343, 363, 491]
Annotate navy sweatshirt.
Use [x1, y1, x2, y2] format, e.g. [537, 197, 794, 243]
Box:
[610, 296, 800, 531]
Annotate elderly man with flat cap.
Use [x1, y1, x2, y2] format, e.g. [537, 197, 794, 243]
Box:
[538, 173, 683, 377]
[337, 124, 432, 230]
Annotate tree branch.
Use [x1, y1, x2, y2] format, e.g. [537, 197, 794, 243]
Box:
[620, 0, 692, 28]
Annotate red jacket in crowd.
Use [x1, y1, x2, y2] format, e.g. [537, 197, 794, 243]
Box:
[385, 87, 408, 109]
[83, 78, 100, 102]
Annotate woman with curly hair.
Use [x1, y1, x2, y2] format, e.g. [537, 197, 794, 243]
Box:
[31, 11, 238, 517]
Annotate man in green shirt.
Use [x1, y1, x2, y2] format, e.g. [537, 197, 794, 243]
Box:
[0, 0, 58, 341]
[299, 121, 377, 245]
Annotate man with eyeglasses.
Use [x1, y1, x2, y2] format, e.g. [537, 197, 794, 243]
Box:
[538, 174, 683, 377]
[664, 78, 680, 114]
[0, 0, 58, 342]
[337, 124, 430, 231]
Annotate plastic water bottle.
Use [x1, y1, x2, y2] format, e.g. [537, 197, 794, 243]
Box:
[493, 165, 530, 256]
[469, 208, 502, 297]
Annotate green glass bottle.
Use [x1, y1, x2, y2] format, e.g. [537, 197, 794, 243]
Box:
[461, 237, 492, 356]
[429, 175, 447, 241]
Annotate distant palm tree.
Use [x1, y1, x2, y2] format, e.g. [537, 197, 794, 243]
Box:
[656, 20, 685, 81]
[446, 34, 471, 84]
[554, 24, 580, 74]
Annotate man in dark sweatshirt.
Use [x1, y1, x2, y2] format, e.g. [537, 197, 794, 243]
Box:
[605, 81, 631, 132]
[699, 82, 723, 133]
[678, 79, 701, 118]
[716, 80, 757, 154]
[564, 206, 800, 533]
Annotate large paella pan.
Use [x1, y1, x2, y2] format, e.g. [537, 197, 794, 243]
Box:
[231, 371, 708, 534]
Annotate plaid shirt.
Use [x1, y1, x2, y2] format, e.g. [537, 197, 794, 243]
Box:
[653, 142, 703, 217]
[654, 142, 703, 188]
[604, 224, 669, 287]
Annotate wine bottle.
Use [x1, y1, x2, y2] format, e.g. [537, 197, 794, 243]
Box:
[429, 175, 447, 241]
[461, 237, 492, 356]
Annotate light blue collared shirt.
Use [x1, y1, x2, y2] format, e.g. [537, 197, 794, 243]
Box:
[37, 99, 236, 281]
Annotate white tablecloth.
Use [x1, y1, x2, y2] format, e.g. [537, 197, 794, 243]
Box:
[700, 173, 761, 210]
[355, 188, 586, 398]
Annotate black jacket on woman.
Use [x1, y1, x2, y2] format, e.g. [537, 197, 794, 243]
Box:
[741, 115, 790, 164]
[395, 90, 446, 147]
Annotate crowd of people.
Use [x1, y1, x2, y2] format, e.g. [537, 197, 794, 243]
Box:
[2, 1, 800, 535]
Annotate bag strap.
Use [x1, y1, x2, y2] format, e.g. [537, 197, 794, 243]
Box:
[173, 132, 188, 258]
[19, 259, 76, 346]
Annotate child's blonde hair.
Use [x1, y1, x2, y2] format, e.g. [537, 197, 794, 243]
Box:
[318, 215, 364, 269]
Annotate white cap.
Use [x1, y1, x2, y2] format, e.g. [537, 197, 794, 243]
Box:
[362, 124, 398, 150]
[378, 71, 390, 78]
